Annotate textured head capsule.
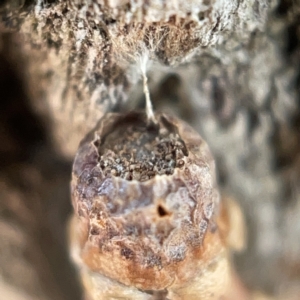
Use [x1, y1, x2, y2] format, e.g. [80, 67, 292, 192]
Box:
[70, 112, 229, 299]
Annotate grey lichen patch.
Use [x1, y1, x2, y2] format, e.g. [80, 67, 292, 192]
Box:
[97, 113, 188, 182]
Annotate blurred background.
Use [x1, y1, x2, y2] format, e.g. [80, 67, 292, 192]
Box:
[0, 34, 82, 300]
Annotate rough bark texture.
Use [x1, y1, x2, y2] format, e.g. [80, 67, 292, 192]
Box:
[0, 0, 300, 299]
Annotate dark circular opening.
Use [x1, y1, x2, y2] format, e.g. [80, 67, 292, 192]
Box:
[96, 112, 188, 182]
[157, 205, 169, 217]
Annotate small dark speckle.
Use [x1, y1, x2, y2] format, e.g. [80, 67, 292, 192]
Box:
[104, 18, 116, 25]
[198, 11, 205, 21]
[121, 247, 134, 259]
[90, 226, 100, 235]
[145, 254, 162, 268]
[157, 205, 169, 217]
[209, 222, 218, 234]
[199, 219, 208, 235]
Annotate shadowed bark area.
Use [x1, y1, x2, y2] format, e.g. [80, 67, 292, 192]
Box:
[0, 0, 300, 299]
[0, 34, 82, 300]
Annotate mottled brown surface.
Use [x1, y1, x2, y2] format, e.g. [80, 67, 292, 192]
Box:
[70, 112, 229, 298]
